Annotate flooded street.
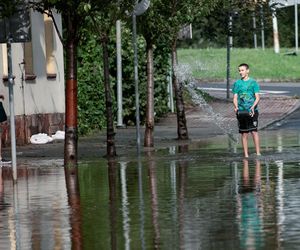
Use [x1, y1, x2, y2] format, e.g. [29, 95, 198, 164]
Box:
[1, 127, 300, 249]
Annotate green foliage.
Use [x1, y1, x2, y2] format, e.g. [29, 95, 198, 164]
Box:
[77, 24, 171, 133]
[178, 0, 275, 49]
[77, 32, 106, 135]
[0, 0, 23, 18]
[138, 0, 218, 46]
[86, 0, 135, 32]
[109, 25, 170, 125]
[277, 5, 300, 48]
[113, 27, 147, 125]
[153, 45, 171, 120]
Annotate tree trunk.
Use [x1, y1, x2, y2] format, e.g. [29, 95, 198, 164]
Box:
[171, 40, 189, 140]
[64, 13, 78, 167]
[144, 42, 154, 147]
[102, 34, 117, 157]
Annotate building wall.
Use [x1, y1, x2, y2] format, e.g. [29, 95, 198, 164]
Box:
[0, 10, 65, 145]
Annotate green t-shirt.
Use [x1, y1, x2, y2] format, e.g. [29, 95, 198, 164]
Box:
[232, 78, 260, 111]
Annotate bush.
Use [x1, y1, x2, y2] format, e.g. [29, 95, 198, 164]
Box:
[78, 33, 106, 135]
[77, 25, 171, 134]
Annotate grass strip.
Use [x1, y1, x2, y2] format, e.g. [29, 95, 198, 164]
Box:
[178, 48, 300, 82]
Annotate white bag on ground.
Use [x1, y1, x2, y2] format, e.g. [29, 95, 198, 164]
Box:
[30, 133, 54, 144]
[51, 130, 65, 140]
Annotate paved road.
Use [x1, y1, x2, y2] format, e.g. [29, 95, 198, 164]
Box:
[266, 106, 300, 130]
[196, 82, 300, 97]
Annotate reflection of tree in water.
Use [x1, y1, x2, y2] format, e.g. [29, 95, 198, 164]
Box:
[146, 151, 160, 249]
[64, 167, 82, 250]
[108, 160, 118, 250]
[178, 157, 188, 250]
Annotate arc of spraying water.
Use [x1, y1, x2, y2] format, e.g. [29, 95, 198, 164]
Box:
[174, 63, 239, 143]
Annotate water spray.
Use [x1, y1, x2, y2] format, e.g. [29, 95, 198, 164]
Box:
[174, 63, 239, 144]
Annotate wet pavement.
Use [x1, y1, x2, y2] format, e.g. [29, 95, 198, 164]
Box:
[8, 90, 300, 164]
[1, 90, 300, 249]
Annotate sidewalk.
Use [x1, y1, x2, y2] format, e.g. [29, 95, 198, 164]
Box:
[7, 91, 300, 166]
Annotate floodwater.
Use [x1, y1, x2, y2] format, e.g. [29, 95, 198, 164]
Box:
[1, 129, 300, 249]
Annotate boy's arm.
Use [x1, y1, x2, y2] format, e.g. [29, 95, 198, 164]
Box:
[233, 93, 238, 113]
[250, 92, 260, 115]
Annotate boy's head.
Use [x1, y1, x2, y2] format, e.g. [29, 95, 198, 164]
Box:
[238, 63, 250, 79]
[238, 63, 249, 69]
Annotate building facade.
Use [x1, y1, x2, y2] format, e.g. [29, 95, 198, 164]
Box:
[0, 10, 65, 145]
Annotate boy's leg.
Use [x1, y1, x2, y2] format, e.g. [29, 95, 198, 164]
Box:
[241, 132, 249, 158]
[251, 131, 261, 155]
[0, 131, 2, 161]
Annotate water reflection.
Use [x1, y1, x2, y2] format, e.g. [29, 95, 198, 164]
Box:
[146, 151, 161, 249]
[137, 157, 146, 250]
[65, 167, 83, 250]
[228, 136, 237, 154]
[261, 130, 300, 156]
[178, 158, 188, 250]
[1, 129, 300, 249]
[120, 161, 130, 250]
[275, 160, 284, 249]
[0, 168, 71, 249]
[236, 159, 264, 249]
[108, 160, 118, 250]
[277, 133, 283, 153]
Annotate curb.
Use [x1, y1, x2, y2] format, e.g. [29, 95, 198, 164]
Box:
[260, 98, 300, 130]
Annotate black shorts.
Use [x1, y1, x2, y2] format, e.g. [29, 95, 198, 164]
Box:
[237, 111, 259, 133]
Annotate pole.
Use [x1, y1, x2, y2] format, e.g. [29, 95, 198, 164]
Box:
[295, 0, 298, 54]
[131, 0, 150, 152]
[272, 9, 280, 54]
[132, 14, 141, 152]
[260, 5, 265, 50]
[226, 13, 233, 99]
[167, 58, 174, 113]
[168, 70, 174, 113]
[252, 12, 257, 49]
[7, 39, 17, 182]
[116, 20, 124, 127]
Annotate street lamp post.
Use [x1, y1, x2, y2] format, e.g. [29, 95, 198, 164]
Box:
[260, 5, 265, 50]
[132, 0, 150, 152]
[116, 20, 124, 128]
[132, 13, 141, 151]
[226, 12, 233, 100]
[226, 11, 238, 99]
[295, 0, 298, 54]
[269, 0, 299, 54]
[252, 12, 258, 49]
[272, 8, 280, 53]
[7, 38, 17, 182]
[0, 3, 31, 182]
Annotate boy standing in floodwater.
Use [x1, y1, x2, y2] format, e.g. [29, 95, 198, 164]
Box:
[232, 63, 261, 158]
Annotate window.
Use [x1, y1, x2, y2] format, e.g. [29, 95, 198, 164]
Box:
[44, 13, 56, 79]
[1, 44, 8, 81]
[24, 42, 36, 80]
